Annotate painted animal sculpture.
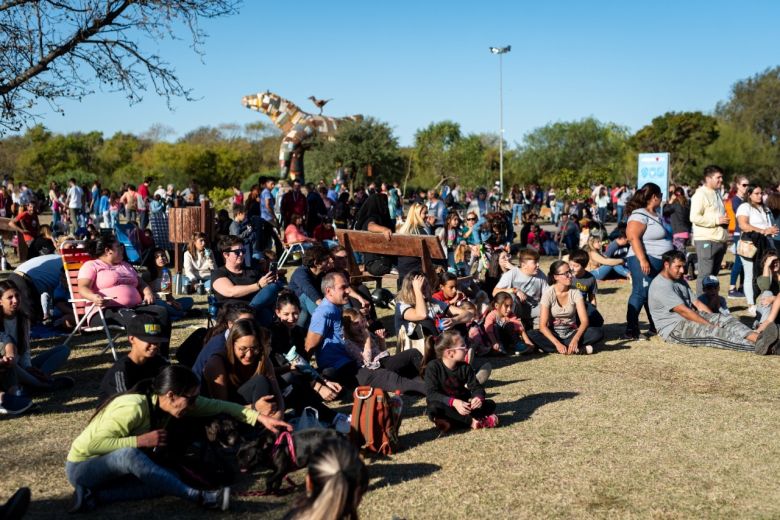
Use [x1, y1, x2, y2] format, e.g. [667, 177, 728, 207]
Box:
[242, 91, 362, 182]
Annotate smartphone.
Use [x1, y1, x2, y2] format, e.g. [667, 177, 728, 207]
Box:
[269, 261, 278, 274]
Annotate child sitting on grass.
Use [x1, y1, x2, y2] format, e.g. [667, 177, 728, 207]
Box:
[424, 330, 498, 432]
[568, 249, 605, 327]
[698, 276, 730, 316]
[484, 292, 534, 355]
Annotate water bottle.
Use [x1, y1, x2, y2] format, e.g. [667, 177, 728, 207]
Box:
[207, 290, 218, 319]
[285, 346, 321, 380]
[160, 268, 171, 294]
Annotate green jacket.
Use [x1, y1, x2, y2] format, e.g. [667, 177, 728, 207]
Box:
[67, 393, 258, 462]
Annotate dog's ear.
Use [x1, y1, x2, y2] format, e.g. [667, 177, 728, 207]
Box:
[205, 420, 220, 443]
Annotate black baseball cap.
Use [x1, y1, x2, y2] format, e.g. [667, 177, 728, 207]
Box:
[126, 314, 165, 343]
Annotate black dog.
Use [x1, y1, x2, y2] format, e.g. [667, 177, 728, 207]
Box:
[261, 428, 345, 494]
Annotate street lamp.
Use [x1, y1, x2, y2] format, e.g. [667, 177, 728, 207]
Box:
[489, 45, 511, 200]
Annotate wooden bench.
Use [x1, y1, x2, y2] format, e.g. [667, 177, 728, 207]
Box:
[0, 217, 29, 263]
[335, 229, 446, 285]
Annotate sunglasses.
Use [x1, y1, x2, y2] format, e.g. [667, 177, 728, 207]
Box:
[224, 249, 244, 256]
[466, 217, 477, 221]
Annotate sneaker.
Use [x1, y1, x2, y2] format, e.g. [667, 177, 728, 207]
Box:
[200, 487, 230, 511]
[728, 289, 745, 299]
[754, 323, 780, 355]
[514, 342, 533, 355]
[747, 305, 757, 318]
[68, 485, 95, 514]
[620, 333, 647, 342]
[474, 414, 500, 429]
[577, 345, 594, 355]
[432, 417, 451, 433]
[475, 363, 492, 385]
[332, 413, 351, 434]
[0, 394, 32, 415]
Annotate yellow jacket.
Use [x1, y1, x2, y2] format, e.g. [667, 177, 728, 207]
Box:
[689, 186, 728, 243]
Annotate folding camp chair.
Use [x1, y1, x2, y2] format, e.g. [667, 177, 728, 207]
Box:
[60, 240, 122, 360]
[278, 241, 307, 268]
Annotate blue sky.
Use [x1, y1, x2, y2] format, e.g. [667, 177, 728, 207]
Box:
[22, 0, 780, 146]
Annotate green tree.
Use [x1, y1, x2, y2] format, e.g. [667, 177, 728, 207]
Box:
[705, 122, 778, 184]
[630, 112, 718, 185]
[515, 118, 630, 185]
[305, 118, 402, 188]
[716, 67, 780, 146]
[412, 121, 462, 187]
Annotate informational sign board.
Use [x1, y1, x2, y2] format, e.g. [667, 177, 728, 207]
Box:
[637, 153, 670, 201]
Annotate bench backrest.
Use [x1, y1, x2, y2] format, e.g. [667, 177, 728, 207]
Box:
[335, 229, 445, 281]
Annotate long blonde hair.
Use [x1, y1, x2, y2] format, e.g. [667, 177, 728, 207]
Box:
[398, 203, 427, 234]
[396, 269, 429, 306]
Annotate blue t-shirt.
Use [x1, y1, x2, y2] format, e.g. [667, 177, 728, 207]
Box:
[192, 332, 227, 381]
[289, 266, 322, 303]
[260, 189, 275, 222]
[16, 254, 62, 294]
[310, 299, 350, 370]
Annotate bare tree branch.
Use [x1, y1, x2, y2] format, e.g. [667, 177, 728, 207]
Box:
[0, 0, 240, 133]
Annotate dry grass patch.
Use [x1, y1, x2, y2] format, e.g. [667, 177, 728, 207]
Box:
[3, 260, 780, 519]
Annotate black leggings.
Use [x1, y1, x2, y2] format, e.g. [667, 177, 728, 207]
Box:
[356, 349, 426, 395]
[427, 399, 496, 427]
[527, 327, 604, 354]
[279, 371, 337, 423]
[236, 374, 275, 407]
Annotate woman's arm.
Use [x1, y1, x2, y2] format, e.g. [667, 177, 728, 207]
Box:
[626, 220, 650, 273]
[402, 280, 429, 322]
[589, 249, 623, 267]
[212, 275, 269, 299]
[182, 251, 198, 280]
[568, 296, 590, 355]
[538, 302, 567, 355]
[366, 221, 392, 240]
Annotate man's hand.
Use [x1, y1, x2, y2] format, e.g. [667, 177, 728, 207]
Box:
[254, 395, 278, 416]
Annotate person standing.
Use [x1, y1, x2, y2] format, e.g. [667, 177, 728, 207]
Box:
[689, 166, 730, 295]
[728, 176, 749, 298]
[137, 178, 151, 229]
[65, 178, 84, 236]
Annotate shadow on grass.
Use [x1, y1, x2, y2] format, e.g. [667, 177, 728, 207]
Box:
[496, 391, 579, 426]
[484, 378, 527, 389]
[367, 462, 441, 491]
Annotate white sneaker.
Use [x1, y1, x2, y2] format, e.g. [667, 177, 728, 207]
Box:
[747, 305, 757, 317]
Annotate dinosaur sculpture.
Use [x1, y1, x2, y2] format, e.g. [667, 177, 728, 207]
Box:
[242, 91, 363, 183]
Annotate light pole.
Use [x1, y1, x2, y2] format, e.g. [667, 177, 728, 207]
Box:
[489, 45, 510, 200]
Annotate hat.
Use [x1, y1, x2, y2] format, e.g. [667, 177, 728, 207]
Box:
[126, 313, 165, 343]
[702, 275, 720, 289]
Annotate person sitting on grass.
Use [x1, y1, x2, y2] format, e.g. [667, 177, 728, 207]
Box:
[492, 248, 548, 330]
[98, 313, 169, 404]
[424, 330, 498, 433]
[526, 260, 604, 355]
[603, 227, 631, 279]
[342, 308, 427, 395]
[0, 353, 32, 416]
[568, 249, 605, 327]
[395, 270, 473, 341]
[145, 248, 194, 321]
[288, 244, 333, 327]
[192, 302, 255, 382]
[0, 280, 72, 394]
[583, 234, 629, 281]
[284, 438, 368, 520]
[648, 250, 780, 355]
[66, 365, 290, 513]
[211, 235, 283, 327]
[182, 231, 215, 293]
[697, 276, 730, 316]
[754, 250, 780, 333]
[483, 292, 534, 355]
[431, 271, 468, 307]
[201, 319, 285, 419]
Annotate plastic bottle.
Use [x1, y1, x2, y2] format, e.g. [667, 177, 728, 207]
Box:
[285, 346, 322, 381]
[207, 290, 218, 319]
[160, 268, 171, 294]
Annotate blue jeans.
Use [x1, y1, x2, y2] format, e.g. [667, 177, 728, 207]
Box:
[730, 236, 743, 288]
[625, 255, 663, 336]
[511, 204, 524, 224]
[589, 264, 629, 281]
[598, 207, 607, 223]
[552, 201, 563, 225]
[66, 448, 199, 505]
[154, 297, 194, 321]
[249, 281, 284, 327]
[297, 292, 319, 328]
[617, 205, 625, 224]
[16, 344, 71, 390]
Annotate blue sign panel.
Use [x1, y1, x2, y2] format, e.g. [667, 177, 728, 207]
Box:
[637, 153, 670, 201]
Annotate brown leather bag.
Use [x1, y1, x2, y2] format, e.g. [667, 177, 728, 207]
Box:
[349, 386, 403, 455]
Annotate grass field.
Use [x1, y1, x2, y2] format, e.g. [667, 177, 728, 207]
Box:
[3, 256, 780, 519]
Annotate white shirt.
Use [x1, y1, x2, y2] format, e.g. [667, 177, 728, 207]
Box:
[67, 185, 84, 209]
[736, 202, 772, 230]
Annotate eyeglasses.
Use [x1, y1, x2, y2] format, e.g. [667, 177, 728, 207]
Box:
[225, 249, 244, 256]
[555, 270, 573, 277]
[446, 346, 468, 352]
[236, 346, 261, 356]
[466, 217, 477, 221]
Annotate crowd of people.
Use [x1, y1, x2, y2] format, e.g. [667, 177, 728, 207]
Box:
[1, 166, 780, 516]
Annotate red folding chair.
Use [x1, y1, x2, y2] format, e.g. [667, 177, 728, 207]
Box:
[60, 240, 122, 360]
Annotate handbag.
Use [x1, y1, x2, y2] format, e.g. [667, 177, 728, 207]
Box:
[737, 237, 758, 259]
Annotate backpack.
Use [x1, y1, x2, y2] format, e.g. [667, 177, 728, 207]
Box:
[349, 386, 403, 455]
